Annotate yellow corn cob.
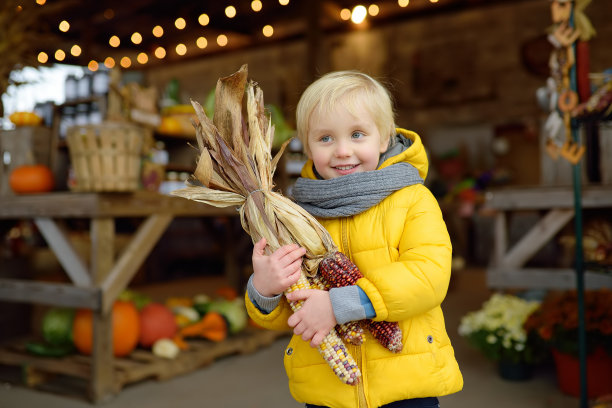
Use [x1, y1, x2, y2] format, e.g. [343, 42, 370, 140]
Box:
[286, 273, 361, 385]
[310, 275, 365, 346]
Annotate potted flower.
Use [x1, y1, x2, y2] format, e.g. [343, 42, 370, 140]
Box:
[458, 293, 543, 381]
[523, 289, 612, 398]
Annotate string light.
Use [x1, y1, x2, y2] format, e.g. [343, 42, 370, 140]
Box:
[368, 4, 379, 16]
[340, 8, 351, 20]
[59, 20, 70, 32]
[351, 5, 367, 24]
[154, 47, 166, 59]
[109, 35, 120, 47]
[196, 37, 208, 48]
[54, 49, 66, 61]
[88, 60, 99, 71]
[198, 14, 210, 26]
[217, 34, 228, 46]
[104, 57, 115, 68]
[131, 32, 142, 44]
[37, 52, 48, 64]
[175, 17, 186, 29]
[152, 25, 164, 37]
[262, 25, 273, 37]
[137, 52, 149, 64]
[279, 0, 289, 5]
[252, 0, 262, 11]
[225, 6, 236, 18]
[120, 56, 132, 68]
[398, 0, 409, 7]
[70, 45, 81, 56]
[176, 43, 187, 55]
[36, 0, 46, 5]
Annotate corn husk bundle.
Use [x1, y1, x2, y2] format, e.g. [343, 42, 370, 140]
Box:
[171, 65, 361, 385]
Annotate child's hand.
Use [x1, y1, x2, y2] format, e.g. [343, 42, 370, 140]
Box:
[286, 289, 336, 348]
[251, 238, 305, 297]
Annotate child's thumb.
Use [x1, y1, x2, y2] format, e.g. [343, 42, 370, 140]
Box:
[253, 237, 267, 254]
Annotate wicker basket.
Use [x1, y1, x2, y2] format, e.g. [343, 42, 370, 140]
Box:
[67, 122, 144, 192]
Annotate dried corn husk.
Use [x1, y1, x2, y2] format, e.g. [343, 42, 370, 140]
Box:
[171, 65, 361, 385]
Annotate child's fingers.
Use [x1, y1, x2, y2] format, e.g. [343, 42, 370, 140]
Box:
[274, 244, 306, 263]
[285, 289, 313, 302]
[310, 331, 326, 348]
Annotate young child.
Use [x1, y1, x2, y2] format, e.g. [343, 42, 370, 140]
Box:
[245, 71, 463, 408]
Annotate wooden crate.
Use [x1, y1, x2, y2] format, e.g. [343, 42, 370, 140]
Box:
[0, 328, 289, 401]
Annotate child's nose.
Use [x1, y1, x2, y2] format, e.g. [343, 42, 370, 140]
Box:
[334, 140, 352, 157]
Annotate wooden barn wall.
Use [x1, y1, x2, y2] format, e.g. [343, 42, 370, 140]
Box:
[145, 0, 612, 183]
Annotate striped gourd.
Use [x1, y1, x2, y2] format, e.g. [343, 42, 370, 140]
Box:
[319, 251, 404, 353]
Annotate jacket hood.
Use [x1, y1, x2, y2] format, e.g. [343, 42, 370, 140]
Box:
[300, 128, 429, 181]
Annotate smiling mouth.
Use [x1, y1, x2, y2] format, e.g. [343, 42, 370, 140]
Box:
[333, 164, 359, 171]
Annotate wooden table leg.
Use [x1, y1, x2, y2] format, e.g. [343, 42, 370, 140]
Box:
[90, 218, 115, 402]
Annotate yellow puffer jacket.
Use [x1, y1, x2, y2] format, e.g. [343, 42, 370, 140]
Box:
[245, 129, 463, 408]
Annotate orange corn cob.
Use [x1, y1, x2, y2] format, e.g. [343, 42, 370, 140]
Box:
[319, 251, 403, 353]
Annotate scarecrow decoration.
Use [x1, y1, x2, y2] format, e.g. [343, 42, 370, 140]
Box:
[542, 0, 595, 163]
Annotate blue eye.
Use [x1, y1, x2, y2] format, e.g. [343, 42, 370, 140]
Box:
[352, 131, 364, 139]
[320, 135, 331, 143]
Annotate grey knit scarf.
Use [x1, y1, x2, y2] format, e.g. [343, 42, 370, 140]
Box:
[292, 162, 423, 218]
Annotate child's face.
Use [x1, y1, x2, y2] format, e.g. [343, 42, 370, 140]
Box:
[306, 99, 387, 180]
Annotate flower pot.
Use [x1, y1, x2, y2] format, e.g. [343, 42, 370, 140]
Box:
[498, 359, 534, 381]
[552, 348, 612, 398]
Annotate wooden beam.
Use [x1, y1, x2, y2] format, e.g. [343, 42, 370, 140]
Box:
[0, 279, 100, 309]
[101, 214, 173, 313]
[34, 217, 92, 287]
[499, 209, 574, 268]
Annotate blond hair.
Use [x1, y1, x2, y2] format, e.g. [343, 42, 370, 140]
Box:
[296, 71, 396, 152]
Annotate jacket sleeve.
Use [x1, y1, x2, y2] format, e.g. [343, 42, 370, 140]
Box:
[244, 291, 293, 331]
[356, 184, 452, 322]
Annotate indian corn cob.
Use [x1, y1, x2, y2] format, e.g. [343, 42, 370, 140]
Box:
[319, 251, 404, 353]
[310, 275, 366, 346]
[171, 65, 361, 385]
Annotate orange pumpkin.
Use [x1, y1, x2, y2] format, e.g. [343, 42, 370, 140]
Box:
[72, 300, 140, 357]
[9, 165, 54, 194]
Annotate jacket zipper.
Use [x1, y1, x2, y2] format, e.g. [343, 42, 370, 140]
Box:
[341, 218, 368, 408]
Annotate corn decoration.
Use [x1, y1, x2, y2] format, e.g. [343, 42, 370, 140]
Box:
[310, 275, 366, 346]
[320, 252, 404, 353]
[171, 65, 361, 385]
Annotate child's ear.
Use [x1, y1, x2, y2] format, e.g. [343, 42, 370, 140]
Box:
[379, 137, 389, 153]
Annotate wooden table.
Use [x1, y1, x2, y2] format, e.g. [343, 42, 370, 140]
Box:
[0, 191, 238, 402]
[484, 185, 612, 290]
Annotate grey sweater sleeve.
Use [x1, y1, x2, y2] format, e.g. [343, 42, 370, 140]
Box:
[246, 274, 282, 314]
[329, 286, 368, 324]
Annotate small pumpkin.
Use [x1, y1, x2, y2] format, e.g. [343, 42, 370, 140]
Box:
[9, 165, 54, 194]
[72, 300, 140, 357]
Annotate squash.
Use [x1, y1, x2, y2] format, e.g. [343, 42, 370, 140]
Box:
[72, 300, 140, 357]
[179, 311, 228, 342]
[9, 164, 54, 194]
[9, 111, 43, 127]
